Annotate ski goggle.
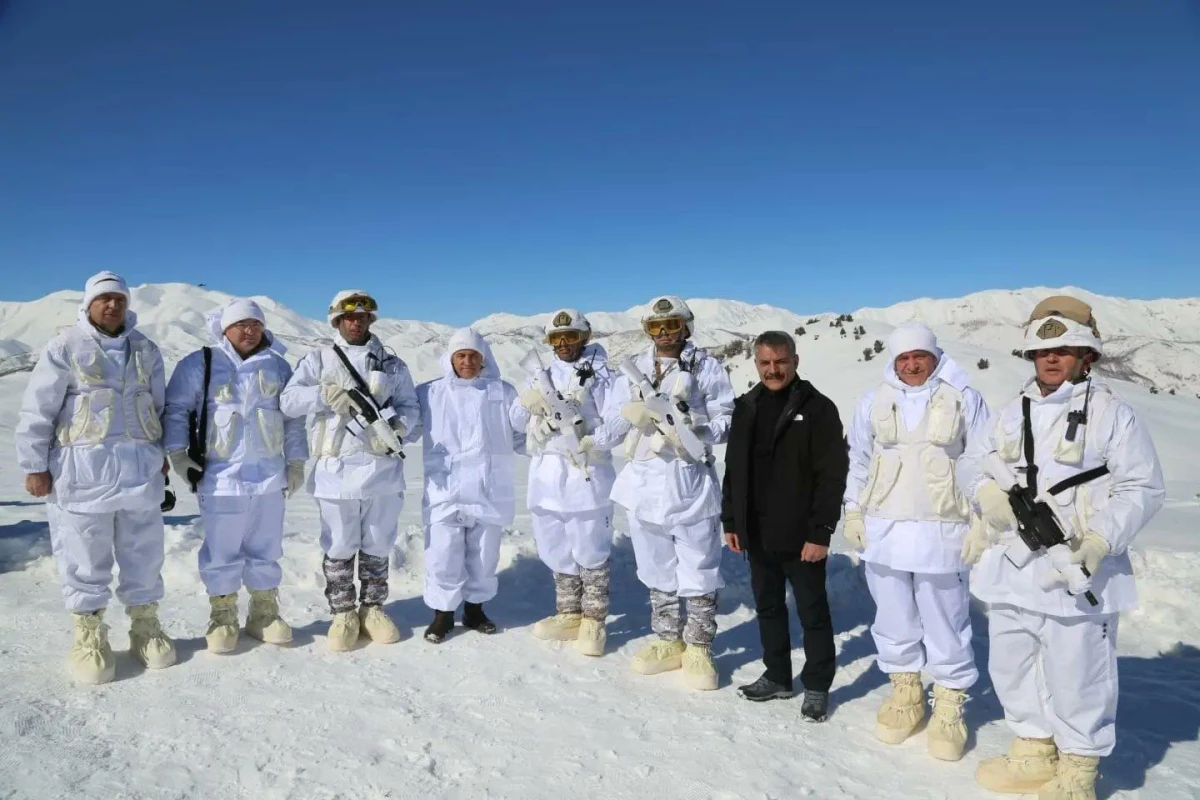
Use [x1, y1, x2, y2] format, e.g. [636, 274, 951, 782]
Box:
[547, 330, 582, 347]
[643, 317, 685, 336]
[331, 295, 378, 315]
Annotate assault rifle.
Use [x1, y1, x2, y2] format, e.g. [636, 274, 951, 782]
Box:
[618, 357, 711, 465]
[343, 387, 405, 459]
[989, 455, 1098, 606]
[185, 347, 213, 492]
[519, 349, 590, 474]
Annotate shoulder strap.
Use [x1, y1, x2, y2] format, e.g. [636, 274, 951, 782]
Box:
[1047, 465, 1110, 496]
[198, 347, 212, 444]
[332, 344, 372, 395]
[1022, 395, 1038, 492]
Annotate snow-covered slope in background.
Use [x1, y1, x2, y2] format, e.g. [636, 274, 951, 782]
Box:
[2, 284, 1198, 396]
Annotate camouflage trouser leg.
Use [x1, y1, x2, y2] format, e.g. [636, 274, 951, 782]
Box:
[553, 572, 583, 615]
[323, 555, 357, 613]
[683, 592, 718, 646]
[580, 562, 610, 622]
[358, 552, 390, 607]
[650, 588, 682, 642]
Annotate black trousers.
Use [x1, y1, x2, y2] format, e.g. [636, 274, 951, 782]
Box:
[748, 546, 837, 692]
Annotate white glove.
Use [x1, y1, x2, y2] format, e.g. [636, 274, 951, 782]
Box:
[960, 514, 993, 566]
[1070, 530, 1110, 575]
[977, 481, 1018, 533]
[842, 509, 866, 552]
[528, 417, 557, 448]
[520, 388, 551, 417]
[168, 450, 202, 480]
[622, 401, 656, 428]
[285, 460, 306, 497]
[321, 383, 354, 416]
[578, 435, 596, 455]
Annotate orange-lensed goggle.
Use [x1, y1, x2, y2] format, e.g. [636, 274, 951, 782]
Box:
[547, 329, 583, 347]
[331, 295, 378, 314]
[643, 317, 684, 336]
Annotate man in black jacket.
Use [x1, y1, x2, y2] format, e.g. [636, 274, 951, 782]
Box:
[721, 331, 849, 721]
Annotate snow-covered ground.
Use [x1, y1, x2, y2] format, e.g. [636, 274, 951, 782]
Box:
[1, 286, 1198, 799]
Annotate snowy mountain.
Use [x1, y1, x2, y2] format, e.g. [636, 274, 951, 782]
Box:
[2, 283, 1197, 396]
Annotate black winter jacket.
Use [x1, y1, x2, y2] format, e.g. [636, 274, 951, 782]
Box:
[720, 378, 849, 554]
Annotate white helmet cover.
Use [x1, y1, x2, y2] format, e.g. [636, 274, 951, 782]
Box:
[642, 295, 694, 337]
[544, 308, 592, 343]
[328, 289, 379, 327]
[1021, 295, 1103, 361]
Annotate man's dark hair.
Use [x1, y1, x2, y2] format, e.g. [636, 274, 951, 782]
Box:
[753, 330, 796, 357]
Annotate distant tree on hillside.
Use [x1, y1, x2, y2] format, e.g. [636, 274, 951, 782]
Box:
[794, 326, 806, 337]
[807, 317, 819, 325]
[873, 340, 884, 354]
[1169, 389, 1176, 395]
[862, 347, 873, 362]
[977, 358, 990, 370]
[1149, 387, 1159, 395]
[840, 329, 846, 338]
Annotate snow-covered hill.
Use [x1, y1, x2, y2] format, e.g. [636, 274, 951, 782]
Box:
[2, 284, 1198, 398]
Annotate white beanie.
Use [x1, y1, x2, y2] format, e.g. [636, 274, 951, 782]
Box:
[82, 271, 129, 310]
[219, 298, 266, 332]
[887, 323, 940, 361]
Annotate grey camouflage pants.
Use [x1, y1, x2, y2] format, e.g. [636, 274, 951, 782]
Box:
[323, 555, 357, 613]
[358, 552, 390, 606]
[553, 562, 611, 621]
[323, 551, 391, 612]
[651, 589, 718, 645]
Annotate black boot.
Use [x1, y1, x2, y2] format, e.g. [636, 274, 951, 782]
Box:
[462, 602, 497, 634]
[424, 611, 455, 644]
[801, 689, 830, 722]
[737, 673, 795, 702]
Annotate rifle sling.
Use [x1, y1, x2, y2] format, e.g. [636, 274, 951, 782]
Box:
[1022, 393, 1109, 496]
[332, 344, 373, 397]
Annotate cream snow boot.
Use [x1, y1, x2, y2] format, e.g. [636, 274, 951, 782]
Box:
[245, 588, 292, 645]
[127, 603, 177, 669]
[682, 644, 719, 691]
[1037, 754, 1099, 800]
[976, 737, 1059, 794]
[70, 610, 115, 685]
[532, 612, 583, 641]
[927, 684, 968, 761]
[875, 672, 926, 744]
[359, 604, 401, 644]
[206, 594, 240, 654]
[631, 639, 686, 675]
[327, 610, 361, 652]
[576, 617, 606, 657]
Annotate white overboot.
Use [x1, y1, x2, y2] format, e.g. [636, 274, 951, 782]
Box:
[682, 643, 718, 691]
[206, 594, 239, 654]
[70, 610, 115, 685]
[576, 617, 606, 657]
[127, 602, 177, 669]
[532, 612, 582, 641]
[875, 672, 926, 744]
[245, 588, 292, 645]
[631, 640, 686, 675]
[327, 610, 360, 652]
[359, 604, 401, 644]
[1037, 754, 1099, 800]
[976, 737, 1059, 794]
[926, 684, 968, 761]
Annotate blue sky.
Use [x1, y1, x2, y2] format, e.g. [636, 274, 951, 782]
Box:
[1, 1, 1198, 324]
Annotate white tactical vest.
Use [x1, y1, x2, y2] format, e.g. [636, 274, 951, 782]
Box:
[859, 382, 970, 522]
[56, 326, 161, 446]
[308, 346, 405, 458]
[205, 357, 289, 462]
[992, 380, 1109, 539]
